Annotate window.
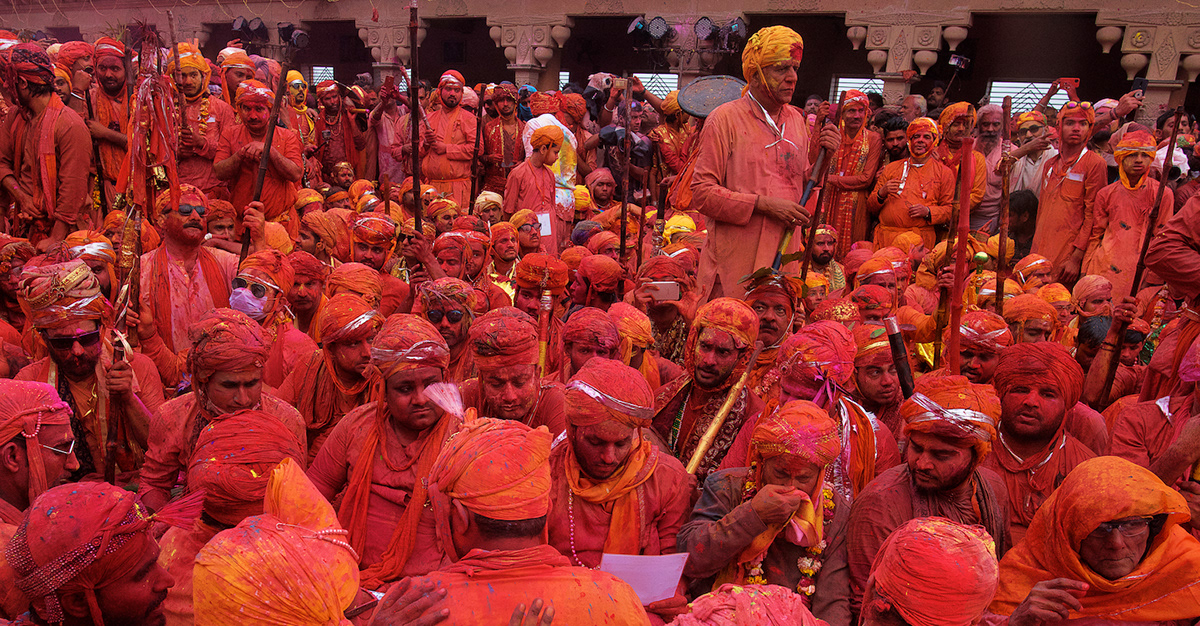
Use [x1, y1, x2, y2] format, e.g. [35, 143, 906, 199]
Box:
[311, 66, 335, 84]
[560, 71, 571, 90]
[632, 73, 679, 99]
[985, 81, 1071, 113]
[830, 76, 883, 102]
[393, 68, 410, 92]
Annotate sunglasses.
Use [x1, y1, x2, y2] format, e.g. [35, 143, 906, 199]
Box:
[233, 277, 272, 298]
[425, 309, 465, 324]
[44, 329, 102, 351]
[1018, 124, 1044, 134]
[162, 203, 206, 217]
[1063, 101, 1093, 110]
[42, 439, 76, 457]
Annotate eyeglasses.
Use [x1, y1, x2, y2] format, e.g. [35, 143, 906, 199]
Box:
[1063, 101, 1093, 110]
[1088, 517, 1153, 539]
[1018, 124, 1044, 135]
[425, 309, 465, 324]
[232, 276, 273, 298]
[162, 203, 206, 217]
[517, 224, 534, 233]
[42, 439, 75, 457]
[43, 329, 102, 351]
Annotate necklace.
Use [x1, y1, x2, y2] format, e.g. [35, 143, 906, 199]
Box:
[566, 490, 600, 570]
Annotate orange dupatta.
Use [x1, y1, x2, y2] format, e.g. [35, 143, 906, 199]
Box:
[565, 436, 658, 555]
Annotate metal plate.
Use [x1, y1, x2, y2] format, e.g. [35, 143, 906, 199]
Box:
[677, 75, 746, 119]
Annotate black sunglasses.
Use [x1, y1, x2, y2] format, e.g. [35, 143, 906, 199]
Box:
[44, 329, 102, 351]
[232, 277, 270, 298]
[162, 203, 206, 217]
[426, 309, 465, 324]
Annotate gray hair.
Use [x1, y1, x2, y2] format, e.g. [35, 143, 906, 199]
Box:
[905, 94, 927, 115]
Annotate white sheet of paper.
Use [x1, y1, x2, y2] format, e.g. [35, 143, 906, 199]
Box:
[535, 211, 553, 237]
[598, 552, 689, 605]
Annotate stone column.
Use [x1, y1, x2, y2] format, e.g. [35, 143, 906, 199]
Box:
[357, 20, 426, 85]
[846, 11, 971, 105]
[1095, 12, 1200, 126]
[488, 18, 572, 88]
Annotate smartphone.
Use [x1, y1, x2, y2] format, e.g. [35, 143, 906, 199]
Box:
[613, 77, 629, 91]
[1058, 77, 1080, 89]
[645, 281, 681, 302]
[1131, 76, 1149, 99]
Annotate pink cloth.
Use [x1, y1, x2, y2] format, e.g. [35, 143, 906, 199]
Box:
[262, 323, 317, 389]
[502, 160, 561, 254]
[139, 246, 238, 361]
[1085, 179, 1175, 299]
[177, 96, 236, 195]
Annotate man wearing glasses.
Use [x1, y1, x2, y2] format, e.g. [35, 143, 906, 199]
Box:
[0, 379, 79, 526]
[416, 277, 478, 383]
[1008, 111, 1057, 195]
[15, 260, 165, 482]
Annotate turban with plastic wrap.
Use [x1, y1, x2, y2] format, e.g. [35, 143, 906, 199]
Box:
[91, 36, 124, 63]
[867, 517, 998, 626]
[239, 249, 293, 296]
[856, 257, 896, 287]
[0, 380, 71, 522]
[193, 459, 359, 626]
[187, 409, 304, 527]
[741, 26, 804, 91]
[187, 309, 271, 386]
[66, 232, 117, 273]
[993, 341, 1083, 408]
[947, 310, 1013, 354]
[319, 293, 381, 346]
[565, 357, 653, 428]
[469, 307, 539, 370]
[235, 79, 274, 107]
[325, 262, 382, 307]
[562, 307, 619, 352]
[370, 314, 449, 381]
[901, 374, 1000, 460]
[352, 213, 397, 247]
[514, 253, 569, 295]
[21, 259, 112, 329]
[752, 400, 841, 468]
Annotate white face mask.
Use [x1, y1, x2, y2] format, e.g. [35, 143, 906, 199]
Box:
[229, 287, 268, 321]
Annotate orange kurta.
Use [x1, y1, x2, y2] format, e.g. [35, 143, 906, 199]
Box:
[868, 157, 956, 250]
[1085, 179, 1174, 299]
[215, 123, 304, 237]
[459, 377, 566, 436]
[1109, 395, 1190, 469]
[421, 106, 477, 207]
[502, 160, 561, 254]
[1033, 148, 1108, 269]
[980, 431, 1095, 545]
[481, 116, 525, 193]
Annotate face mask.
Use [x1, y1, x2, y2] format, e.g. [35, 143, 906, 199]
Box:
[230, 287, 268, 321]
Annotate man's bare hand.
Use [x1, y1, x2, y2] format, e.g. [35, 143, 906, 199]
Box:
[1113, 296, 1137, 325]
[370, 577, 449, 626]
[818, 122, 840, 152]
[750, 484, 807, 525]
[1114, 90, 1144, 117]
[1054, 256, 1082, 285]
[756, 196, 809, 227]
[908, 204, 932, 221]
[1009, 578, 1087, 626]
[509, 599, 554, 626]
[242, 202, 266, 242]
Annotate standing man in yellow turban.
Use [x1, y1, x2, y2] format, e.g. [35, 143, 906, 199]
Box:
[691, 25, 841, 299]
[170, 43, 236, 199]
[648, 90, 694, 177]
[503, 125, 564, 254]
[282, 70, 324, 187]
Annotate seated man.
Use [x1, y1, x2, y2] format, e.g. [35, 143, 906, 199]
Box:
[1109, 333, 1199, 478]
[553, 307, 619, 384]
[511, 253, 569, 377]
[325, 262, 383, 310]
[848, 375, 1010, 616]
[17, 260, 165, 481]
[851, 323, 904, 439]
[548, 358, 695, 623]
[286, 249, 328, 339]
[943, 310, 1013, 384]
[139, 309, 305, 513]
[1003, 294, 1060, 344]
[415, 277, 478, 382]
[278, 293, 382, 462]
[674, 584, 825, 626]
[652, 298, 765, 479]
[233, 250, 318, 388]
[460, 307, 566, 435]
[988, 457, 1200, 625]
[863, 517, 999, 626]
[306, 315, 459, 584]
[981, 342, 1095, 545]
[628, 256, 696, 367]
[609, 302, 684, 391]
[418, 417, 651, 624]
[0, 380, 77, 527]
[571, 255, 624, 312]
[349, 213, 410, 315]
[680, 400, 851, 626]
[741, 273, 803, 401]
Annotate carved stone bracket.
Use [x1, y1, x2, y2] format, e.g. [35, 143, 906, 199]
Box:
[357, 20, 427, 67]
[846, 11, 970, 104]
[1095, 11, 1200, 123]
[486, 16, 573, 87]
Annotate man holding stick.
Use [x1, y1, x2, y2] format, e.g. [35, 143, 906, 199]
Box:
[690, 26, 839, 300]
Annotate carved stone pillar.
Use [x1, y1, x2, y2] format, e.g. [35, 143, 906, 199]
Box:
[1097, 12, 1200, 125]
[846, 11, 971, 105]
[488, 18, 572, 89]
[357, 21, 427, 84]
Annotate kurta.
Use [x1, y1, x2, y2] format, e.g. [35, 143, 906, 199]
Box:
[306, 402, 456, 573]
[159, 520, 220, 626]
[652, 377, 766, 481]
[90, 86, 128, 203]
[845, 464, 1012, 617]
[678, 467, 852, 626]
[138, 392, 305, 510]
[974, 142, 1006, 233]
[1085, 179, 1174, 299]
[648, 123, 695, 176]
[422, 545, 651, 626]
[177, 95, 235, 197]
[459, 377, 566, 436]
[1142, 196, 1200, 399]
[867, 157, 956, 250]
[420, 105, 477, 207]
[0, 99, 91, 227]
[823, 128, 883, 256]
[1009, 148, 1057, 194]
[316, 110, 365, 178]
[481, 116, 525, 193]
[1109, 395, 1190, 469]
[934, 143, 987, 212]
[139, 246, 238, 358]
[374, 105, 407, 184]
[216, 123, 304, 238]
[502, 160, 562, 254]
[690, 95, 812, 298]
[1033, 148, 1108, 269]
[980, 431, 1095, 545]
[262, 322, 317, 389]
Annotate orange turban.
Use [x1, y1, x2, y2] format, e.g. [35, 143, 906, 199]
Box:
[187, 309, 270, 386]
[530, 125, 564, 149]
[325, 262, 382, 307]
[514, 253, 569, 295]
[63, 231, 115, 272]
[206, 199, 236, 224]
[288, 250, 328, 283]
[320, 293, 381, 345]
[869, 518, 999, 626]
[901, 374, 1000, 460]
[851, 285, 895, 317]
[586, 230, 620, 255]
[906, 116, 941, 145]
[509, 209, 538, 232]
[20, 259, 112, 329]
[1013, 254, 1053, 286]
[102, 210, 161, 252]
[562, 307, 620, 352]
[977, 277, 1021, 306]
[938, 102, 976, 136]
[686, 298, 759, 387]
[990, 457, 1200, 621]
[809, 297, 863, 326]
[853, 322, 892, 368]
[240, 249, 293, 295]
[235, 78, 274, 107]
[470, 307, 539, 370]
[1057, 100, 1096, 127]
[577, 254, 623, 294]
[303, 211, 351, 261]
[558, 92, 587, 124]
[91, 36, 124, 63]
[370, 314, 449, 380]
[856, 257, 896, 287]
[490, 221, 518, 246]
[295, 188, 324, 211]
[1003, 293, 1059, 334]
[661, 90, 682, 116]
[741, 26, 804, 89]
[187, 409, 304, 527]
[1071, 274, 1112, 319]
[347, 178, 374, 200]
[56, 40, 92, 72]
[0, 380, 72, 520]
[352, 213, 397, 247]
[432, 232, 471, 269]
[166, 42, 210, 85]
[993, 341, 1083, 408]
[751, 399, 841, 467]
[193, 459, 359, 625]
[1115, 130, 1157, 190]
[221, 50, 254, 72]
[1038, 282, 1071, 306]
[776, 320, 857, 393]
[565, 357, 653, 428]
[427, 418, 553, 559]
[675, 584, 824, 626]
[427, 198, 459, 220]
[1013, 110, 1045, 132]
[891, 231, 924, 256]
[948, 310, 1013, 354]
[609, 302, 653, 364]
[560, 245, 592, 271]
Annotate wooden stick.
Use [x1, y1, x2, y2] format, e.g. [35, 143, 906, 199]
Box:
[947, 137, 977, 375]
[996, 96, 1013, 316]
[239, 54, 292, 263]
[619, 74, 632, 263]
[469, 94, 484, 207]
[933, 163, 966, 366]
[686, 342, 764, 474]
[409, 0, 424, 234]
[778, 91, 845, 273]
[167, 11, 185, 130]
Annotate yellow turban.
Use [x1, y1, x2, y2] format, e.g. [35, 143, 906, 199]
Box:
[663, 214, 696, 241]
[938, 102, 977, 137]
[167, 42, 211, 83]
[573, 185, 593, 212]
[741, 26, 804, 91]
[662, 90, 682, 116]
[530, 125, 564, 149]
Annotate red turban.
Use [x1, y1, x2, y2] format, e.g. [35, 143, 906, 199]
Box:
[187, 309, 270, 386]
[777, 320, 857, 391]
[868, 518, 998, 626]
[907, 116, 941, 146]
[560, 245, 592, 271]
[240, 249, 293, 295]
[675, 584, 824, 626]
[843, 248, 873, 278]
[586, 230, 620, 255]
[352, 213, 397, 247]
[577, 254, 623, 294]
[946, 310, 1013, 354]
[370, 314, 449, 381]
[55, 41, 93, 72]
[514, 253, 569, 296]
[993, 341, 1084, 408]
[432, 232, 470, 269]
[685, 298, 759, 389]
[427, 198, 459, 220]
[102, 210, 161, 252]
[453, 215, 489, 234]
[853, 323, 892, 368]
[809, 297, 863, 326]
[319, 293, 381, 346]
[235, 78, 274, 107]
[417, 277, 478, 320]
[469, 307, 539, 370]
[427, 418, 553, 559]
[850, 284, 895, 317]
[490, 221, 518, 247]
[91, 36, 124, 63]
[562, 307, 620, 352]
[325, 262, 382, 307]
[303, 211, 352, 261]
[206, 199, 236, 224]
[565, 357, 653, 428]
[438, 70, 464, 88]
[529, 91, 560, 116]
[856, 257, 896, 287]
[584, 167, 616, 189]
[1003, 293, 1059, 334]
[901, 374, 1000, 460]
[287, 250, 328, 283]
[558, 93, 587, 124]
[20, 259, 112, 329]
[752, 399, 841, 467]
[492, 83, 517, 102]
[1013, 254, 1053, 286]
[187, 408, 304, 527]
[0, 380, 72, 520]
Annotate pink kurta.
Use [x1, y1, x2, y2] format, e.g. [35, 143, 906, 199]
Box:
[421, 106, 477, 207]
[502, 160, 562, 254]
[1109, 395, 1190, 469]
[262, 322, 318, 389]
[1033, 148, 1107, 269]
[690, 95, 812, 298]
[139, 247, 238, 358]
[1084, 179, 1174, 298]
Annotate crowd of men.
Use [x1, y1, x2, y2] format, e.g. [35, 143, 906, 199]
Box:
[0, 19, 1196, 626]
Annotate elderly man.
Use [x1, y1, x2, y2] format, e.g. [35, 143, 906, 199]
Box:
[988, 457, 1200, 625]
[16, 260, 165, 482]
[169, 43, 235, 198]
[0, 380, 78, 526]
[690, 25, 839, 299]
[680, 400, 851, 626]
[823, 90, 883, 256]
[899, 95, 926, 122]
[973, 104, 1006, 233]
[414, 417, 650, 624]
[868, 117, 956, 250]
[847, 375, 1010, 617]
[0, 43, 91, 245]
[651, 298, 764, 479]
[314, 80, 366, 179]
[278, 293, 381, 462]
[548, 358, 695, 622]
[981, 342, 1095, 545]
[138, 309, 305, 513]
[1034, 101, 1106, 284]
[306, 315, 459, 584]
[460, 307, 566, 435]
[481, 83, 525, 194]
[415, 70, 478, 207]
[416, 277, 478, 382]
[554, 307, 620, 384]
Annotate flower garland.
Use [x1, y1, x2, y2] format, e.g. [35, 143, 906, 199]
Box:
[740, 466, 835, 600]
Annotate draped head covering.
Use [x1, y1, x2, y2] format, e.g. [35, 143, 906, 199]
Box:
[938, 102, 977, 136]
[325, 262, 382, 308]
[187, 309, 271, 389]
[560, 245, 592, 271]
[585, 167, 616, 189]
[514, 253, 569, 295]
[3, 43, 54, 89]
[187, 409, 305, 527]
[949, 310, 1013, 354]
[901, 374, 1000, 460]
[1072, 274, 1113, 319]
[1115, 130, 1157, 191]
[990, 456, 1200, 621]
[469, 307, 539, 370]
[427, 418, 553, 559]
[474, 191, 502, 214]
[907, 117, 941, 156]
[303, 211, 351, 261]
[20, 259, 112, 329]
[1013, 254, 1053, 287]
[993, 341, 1084, 408]
[686, 298, 759, 389]
[193, 459, 359, 626]
[586, 230, 620, 255]
[0, 380, 72, 522]
[741, 26, 804, 92]
[869, 518, 999, 626]
[1038, 282, 1072, 307]
[577, 254, 623, 294]
[1003, 293, 1060, 336]
[319, 293, 381, 346]
[609, 302, 653, 365]
[675, 584, 824, 626]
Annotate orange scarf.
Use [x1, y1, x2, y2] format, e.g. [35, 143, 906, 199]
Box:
[149, 247, 232, 353]
[92, 88, 128, 183]
[9, 97, 64, 219]
[565, 436, 657, 555]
